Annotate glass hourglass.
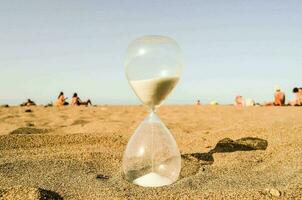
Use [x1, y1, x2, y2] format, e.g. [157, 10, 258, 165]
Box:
[122, 35, 184, 187]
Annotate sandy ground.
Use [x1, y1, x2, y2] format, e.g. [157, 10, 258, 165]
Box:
[0, 105, 301, 199]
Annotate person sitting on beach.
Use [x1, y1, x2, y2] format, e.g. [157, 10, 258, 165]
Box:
[196, 99, 201, 106]
[298, 88, 302, 105]
[289, 87, 302, 106]
[264, 86, 285, 106]
[56, 92, 69, 106]
[299, 88, 302, 104]
[274, 87, 285, 106]
[235, 96, 244, 108]
[71, 93, 81, 106]
[20, 99, 36, 106]
[71, 93, 92, 106]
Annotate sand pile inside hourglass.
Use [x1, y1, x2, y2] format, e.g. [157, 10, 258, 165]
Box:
[133, 172, 173, 187]
[130, 76, 179, 108]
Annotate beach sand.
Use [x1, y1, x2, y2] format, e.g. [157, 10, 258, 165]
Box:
[0, 105, 301, 199]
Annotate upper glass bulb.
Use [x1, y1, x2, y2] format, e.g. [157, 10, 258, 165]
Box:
[125, 35, 184, 110]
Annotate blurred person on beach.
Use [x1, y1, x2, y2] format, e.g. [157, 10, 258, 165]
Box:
[20, 99, 36, 106]
[235, 96, 244, 108]
[265, 86, 285, 106]
[71, 93, 92, 106]
[56, 92, 69, 106]
[300, 88, 302, 104]
[274, 86, 285, 106]
[196, 99, 201, 106]
[71, 93, 81, 106]
[289, 87, 302, 106]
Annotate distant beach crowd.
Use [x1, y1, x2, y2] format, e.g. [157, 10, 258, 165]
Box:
[196, 86, 302, 107]
[2, 87, 302, 108]
[16, 91, 92, 107]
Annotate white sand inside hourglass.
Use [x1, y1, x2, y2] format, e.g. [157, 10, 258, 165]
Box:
[133, 172, 173, 187]
[130, 76, 179, 108]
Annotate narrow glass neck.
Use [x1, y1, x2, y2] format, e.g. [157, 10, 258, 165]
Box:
[149, 107, 157, 113]
[146, 109, 160, 123]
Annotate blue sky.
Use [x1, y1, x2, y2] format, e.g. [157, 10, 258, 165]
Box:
[0, 0, 301, 105]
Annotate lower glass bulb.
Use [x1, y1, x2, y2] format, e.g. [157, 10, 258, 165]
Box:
[122, 111, 181, 187]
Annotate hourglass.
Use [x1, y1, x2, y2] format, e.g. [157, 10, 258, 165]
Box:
[122, 35, 184, 187]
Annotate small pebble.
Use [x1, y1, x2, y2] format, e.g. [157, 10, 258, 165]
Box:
[96, 174, 109, 180]
[269, 188, 281, 197]
[25, 109, 32, 113]
[27, 123, 35, 127]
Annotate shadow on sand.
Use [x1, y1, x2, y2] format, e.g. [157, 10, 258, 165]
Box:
[181, 137, 268, 177]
